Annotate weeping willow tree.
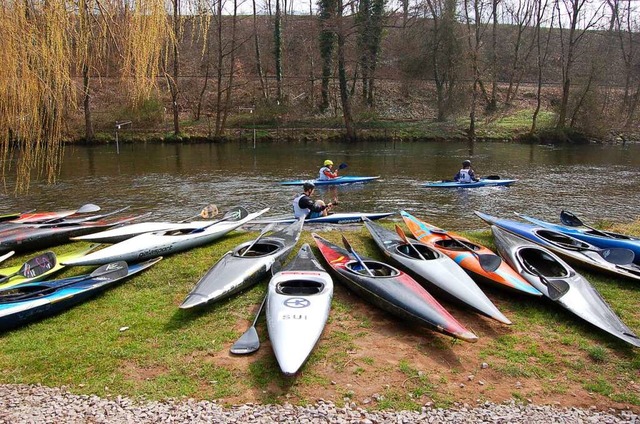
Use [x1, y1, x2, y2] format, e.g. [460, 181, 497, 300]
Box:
[0, 0, 173, 194]
[0, 2, 74, 193]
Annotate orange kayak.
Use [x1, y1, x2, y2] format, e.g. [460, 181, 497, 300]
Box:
[400, 210, 541, 296]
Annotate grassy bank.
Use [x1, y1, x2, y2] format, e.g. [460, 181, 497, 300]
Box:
[0, 222, 639, 412]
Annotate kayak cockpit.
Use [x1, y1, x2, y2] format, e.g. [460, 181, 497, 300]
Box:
[518, 248, 570, 278]
[434, 239, 480, 252]
[236, 241, 283, 257]
[534, 229, 590, 251]
[345, 261, 399, 277]
[276, 280, 325, 295]
[395, 243, 438, 260]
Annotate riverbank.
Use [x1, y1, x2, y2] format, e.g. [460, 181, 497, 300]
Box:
[1, 222, 639, 415]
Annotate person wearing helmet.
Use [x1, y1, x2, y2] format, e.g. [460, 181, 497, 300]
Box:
[318, 159, 339, 181]
[454, 160, 479, 183]
[293, 181, 337, 219]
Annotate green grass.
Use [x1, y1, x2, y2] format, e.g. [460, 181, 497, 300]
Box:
[1, 222, 639, 410]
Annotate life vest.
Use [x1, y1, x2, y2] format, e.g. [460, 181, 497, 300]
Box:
[458, 168, 473, 183]
[318, 166, 332, 180]
[292, 194, 310, 218]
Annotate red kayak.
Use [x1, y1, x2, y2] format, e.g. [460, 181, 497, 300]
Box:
[312, 233, 478, 342]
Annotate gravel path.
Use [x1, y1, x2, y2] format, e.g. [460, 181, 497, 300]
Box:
[0, 384, 637, 423]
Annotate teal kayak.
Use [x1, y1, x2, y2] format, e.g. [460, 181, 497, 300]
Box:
[280, 176, 380, 186]
[252, 212, 393, 225]
[423, 178, 517, 188]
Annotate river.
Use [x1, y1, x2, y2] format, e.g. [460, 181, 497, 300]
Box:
[1, 140, 638, 231]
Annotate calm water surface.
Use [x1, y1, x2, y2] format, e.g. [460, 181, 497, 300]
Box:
[1, 140, 639, 231]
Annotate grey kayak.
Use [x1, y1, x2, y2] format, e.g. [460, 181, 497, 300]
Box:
[63, 208, 269, 266]
[180, 218, 305, 309]
[491, 225, 640, 348]
[363, 218, 511, 325]
[267, 243, 333, 375]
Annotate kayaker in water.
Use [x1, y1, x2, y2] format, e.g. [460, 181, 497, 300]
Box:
[293, 182, 336, 219]
[318, 160, 339, 180]
[454, 160, 479, 183]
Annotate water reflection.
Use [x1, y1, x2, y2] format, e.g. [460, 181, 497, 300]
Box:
[1, 141, 639, 231]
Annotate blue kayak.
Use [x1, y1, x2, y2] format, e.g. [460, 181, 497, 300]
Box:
[280, 176, 380, 186]
[252, 212, 394, 224]
[474, 211, 640, 282]
[0, 257, 161, 331]
[423, 178, 517, 188]
[518, 213, 640, 265]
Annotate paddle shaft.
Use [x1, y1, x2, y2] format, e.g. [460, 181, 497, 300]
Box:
[342, 235, 375, 276]
[395, 225, 427, 261]
[241, 224, 274, 257]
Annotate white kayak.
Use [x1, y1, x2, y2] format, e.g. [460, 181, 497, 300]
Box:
[72, 221, 215, 244]
[267, 243, 333, 375]
[63, 207, 269, 266]
[491, 225, 640, 347]
[180, 218, 305, 309]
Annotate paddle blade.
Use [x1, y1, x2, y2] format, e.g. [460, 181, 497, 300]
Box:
[338, 163, 348, 170]
[599, 248, 635, 265]
[478, 254, 502, 272]
[545, 278, 570, 301]
[484, 175, 501, 180]
[560, 210, 583, 227]
[76, 204, 101, 214]
[230, 327, 260, 355]
[0, 251, 57, 283]
[90, 261, 129, 279]
[341, 235, 375, 276]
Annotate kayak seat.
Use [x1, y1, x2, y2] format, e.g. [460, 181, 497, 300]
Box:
[238, 242, 281, 257]
[396, 244, 438, 260]
[276, 280, 324, 295]
[519, 248, 569, 278]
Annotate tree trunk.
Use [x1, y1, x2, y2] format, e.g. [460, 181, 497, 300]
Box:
[275, 0, 283, 102]
[253, 0, 268, 100]
[82, 64, 94, 142]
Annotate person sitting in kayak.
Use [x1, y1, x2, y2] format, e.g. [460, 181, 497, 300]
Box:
[454, 160, 479, 183]
[318, 160, 339, 180]
[293, 182, 336, 219]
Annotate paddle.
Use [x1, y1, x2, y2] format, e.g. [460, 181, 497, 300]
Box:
[43, 206, 133, 226]
[341, 235, 375, 276]
[0, 261, 129, 303]
[522, 259, 570, 301]
[560, 210, 613, 239]
[430, 228, 502, 272]
[338, 163, 348, 170]
[241, 223, 275, 257]
[484, 175, 501, 180]
[0, 251, 57, 284]
[230, 294, 268, 355]
[570, 244, 634, 265]
[179, 204, 219, 223]
[40, 203, 102, 224]
[188, 206, 248, 234]
[395, 225, 427, 261]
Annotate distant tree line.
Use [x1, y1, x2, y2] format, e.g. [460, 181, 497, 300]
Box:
[1, 0, 639, 192]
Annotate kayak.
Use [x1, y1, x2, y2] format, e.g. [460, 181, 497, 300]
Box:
[422, 178, 517, 188]
[63, 208, 269, 266]
[72, 221, 217, 244]
[400, 210, 541, 296]
[363, 218, 511, 325]
[490, 225, 640, 347]
[266, 243, 333, 375]
[252, 212, 394, 225]
[474, 211, 640, 283]
[4, 204, 101, 224]
[312, 233, 478, 342]
[0, 215, 144, 254]
[0, 244, 102, 290]
[280, 176, 380, 186]
[517, 213, 640, 265]
[0, 257, 162, 332]
[180, 218, 305, 309]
